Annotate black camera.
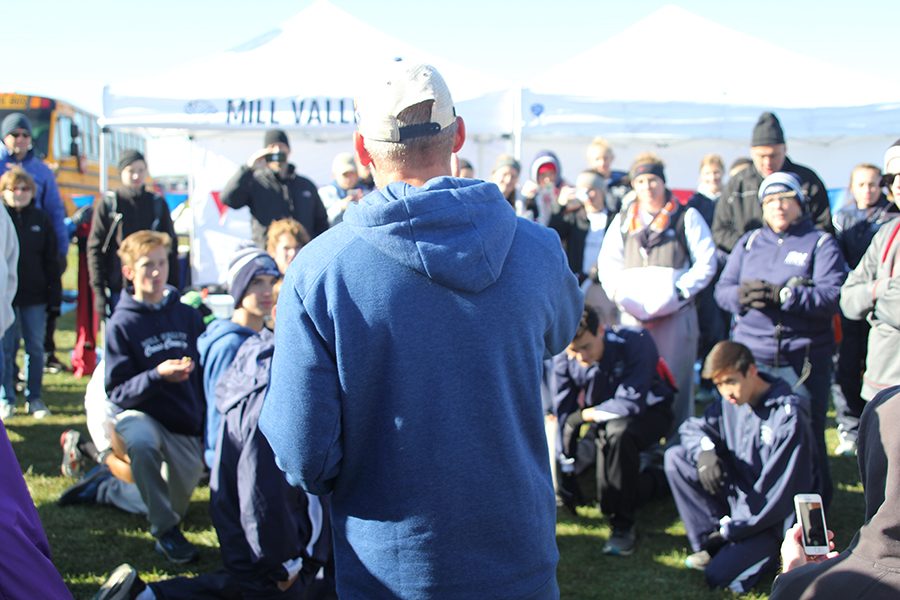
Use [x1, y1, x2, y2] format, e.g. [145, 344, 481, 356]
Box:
[266, 151, 287, 164]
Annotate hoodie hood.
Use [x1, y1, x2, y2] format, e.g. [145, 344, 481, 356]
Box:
[197, 317, 256, 362]
[216, 328, 274, 415]
[530, 150, 562, 184]
[342, 176, 517, 293]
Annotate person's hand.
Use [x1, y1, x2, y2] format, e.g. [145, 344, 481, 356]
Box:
[780, 523, 839, 573]
[739, 279, 782, 309]
[276, 573, 299, 592]
[247, 146, 277, 168]
[557, 185, 578, 207]
[156, 356, 194, 383]
[697, 450, 725, 496]
[94, 294, 108, 320]
[520, 180, 539, 200]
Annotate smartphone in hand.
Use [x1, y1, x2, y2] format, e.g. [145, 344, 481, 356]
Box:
[794, 493, 829, 555]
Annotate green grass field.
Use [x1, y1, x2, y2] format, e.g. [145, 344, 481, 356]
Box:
[5, 311, 866, 599]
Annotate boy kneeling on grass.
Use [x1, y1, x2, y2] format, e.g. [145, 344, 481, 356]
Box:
[103, 230, 205, 564]
[95, 280, 337, 599]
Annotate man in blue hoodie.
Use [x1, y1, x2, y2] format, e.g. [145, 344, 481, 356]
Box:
[260, 62, 583, 599]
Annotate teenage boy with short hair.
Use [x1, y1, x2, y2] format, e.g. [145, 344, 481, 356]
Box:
[104, 230, 205, 563]
[554, 306, 675, 556]
[664, 341, 817, 592]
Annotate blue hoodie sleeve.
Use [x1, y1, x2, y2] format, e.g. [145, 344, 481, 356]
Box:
[551, 353, 581, 421]
[722, 406, 814, 542]
[545, 245, 583, 358]
[105, 320, 165, 410]
[592, 330, 661, 417]
[35, 162, 68, 257]
[260, 274, 343, 495]
[781, 234, 847, 318]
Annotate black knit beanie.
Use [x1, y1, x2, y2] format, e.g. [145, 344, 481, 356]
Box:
[751, 112, 785, 146]
[264, 129, 290, 149]
[118, 149, 146, 172]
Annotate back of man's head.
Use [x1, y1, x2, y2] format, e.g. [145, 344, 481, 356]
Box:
[355, 62, 460, 179]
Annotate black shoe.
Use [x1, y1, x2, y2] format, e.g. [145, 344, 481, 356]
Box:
[58, 464, 112, 506]
[93, 563, 146, 600]
[44, 354, 68, 374]
[154, 526, 199, 564]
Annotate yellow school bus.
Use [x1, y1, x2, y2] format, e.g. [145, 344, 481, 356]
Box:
[1, 92, 145, 214]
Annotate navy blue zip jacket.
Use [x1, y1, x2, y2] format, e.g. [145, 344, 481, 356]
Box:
[715, 216, 847, 366]
[211, 329, 333, 590]
[552, 326, 674, 424]
[678, 373, 817, 542]
[105, 286, 205, 436]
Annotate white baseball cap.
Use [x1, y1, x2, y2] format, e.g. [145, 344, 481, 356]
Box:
[355, 62, 456, 143]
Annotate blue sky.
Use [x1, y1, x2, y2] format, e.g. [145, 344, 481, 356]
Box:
[6, 0, 895, 115]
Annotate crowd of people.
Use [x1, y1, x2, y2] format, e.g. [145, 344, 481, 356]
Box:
[2, 59, 900, 599]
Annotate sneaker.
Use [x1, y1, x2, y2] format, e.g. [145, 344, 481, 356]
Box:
[60, 429, 84, 477]
[26, 399, 51, 419]
[44, 354, 68, 374]
[58, 464, 112, 506]
[603, 525, 637, 556]
[685, 549, 711, 570]
[154, 527, 199, 564]
[834, 438, 857, 457]
[0, 403, 14, 421]
[93, 563, 146, 600]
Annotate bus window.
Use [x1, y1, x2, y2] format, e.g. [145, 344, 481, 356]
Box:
[55, 115, 73, 159]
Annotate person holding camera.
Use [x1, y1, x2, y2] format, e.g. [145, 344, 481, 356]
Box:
[221, 129, 329, 249]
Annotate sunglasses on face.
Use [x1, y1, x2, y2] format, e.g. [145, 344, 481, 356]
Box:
[9, 131, 30, 139]
[882, 173, 900, 188]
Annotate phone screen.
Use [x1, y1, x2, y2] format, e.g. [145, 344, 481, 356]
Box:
[798, 500, 827, 548]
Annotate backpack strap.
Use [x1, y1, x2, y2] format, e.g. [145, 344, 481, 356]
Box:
[150, 192, 166, 232]
[881, 219, 900, 265]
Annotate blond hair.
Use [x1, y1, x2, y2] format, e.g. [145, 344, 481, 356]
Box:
[699, 154, 724, 172]
[117, 230, 171, 268]
[0, 166, 36, 195]
[266, 218, 310, 254]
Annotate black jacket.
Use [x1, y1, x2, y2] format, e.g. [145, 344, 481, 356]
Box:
[832, 197, 898, 268]
[221, 163, 329, 248]
[712, 157, 832, 253]
[5, 204, 61, 308]
[86, 187, 179, 310]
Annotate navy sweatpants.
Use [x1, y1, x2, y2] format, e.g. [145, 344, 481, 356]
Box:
[664, 445, 781, 592]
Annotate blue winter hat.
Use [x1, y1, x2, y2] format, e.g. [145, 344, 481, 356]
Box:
[758, 172, 805, 206]
[226, 245, 281, 308]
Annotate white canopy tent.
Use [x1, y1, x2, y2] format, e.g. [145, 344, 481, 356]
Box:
[101, 0, 512, 285]
[516, 4, 900, 190]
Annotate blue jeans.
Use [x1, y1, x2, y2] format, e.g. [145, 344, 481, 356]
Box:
[1, 304, 47, 406]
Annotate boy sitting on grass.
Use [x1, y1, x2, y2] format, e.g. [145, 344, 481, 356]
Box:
[104, 230, 205, 564]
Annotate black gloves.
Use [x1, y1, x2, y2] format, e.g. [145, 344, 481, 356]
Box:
[738, 279, 783, 310]
[697, 450, 725, 496]
[702, 531, 727, 556]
